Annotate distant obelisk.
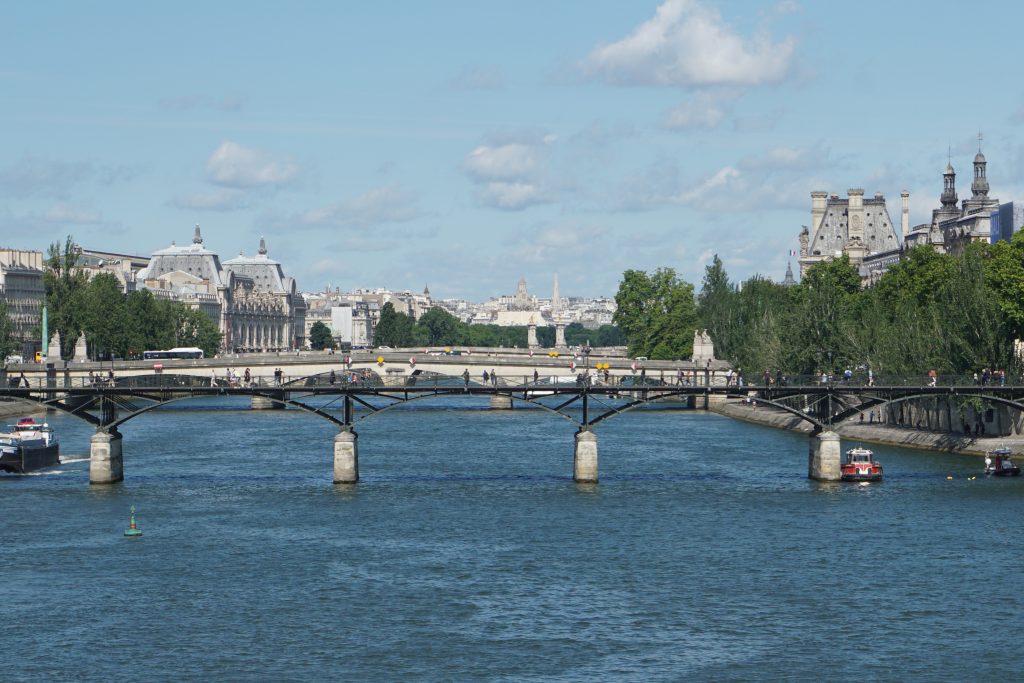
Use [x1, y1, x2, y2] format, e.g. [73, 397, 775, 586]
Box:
[552, 273, 561, 318]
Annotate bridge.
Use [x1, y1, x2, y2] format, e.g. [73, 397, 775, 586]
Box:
[4, 367, 1023, 486]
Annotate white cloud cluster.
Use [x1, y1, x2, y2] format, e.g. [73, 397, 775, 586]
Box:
[206, 141, 298, 189]
[463, 135, 557, 211]
[582, 0, 796, 87]
[300, 186, 421, 228]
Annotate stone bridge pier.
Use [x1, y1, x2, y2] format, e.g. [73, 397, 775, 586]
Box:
[90, 430, 123, 485]
[574, 429, 598, 483]
[808, 430, 841, 481]
[333, 429, 358, 484]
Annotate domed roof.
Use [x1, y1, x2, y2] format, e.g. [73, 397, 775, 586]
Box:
[974, 151, 986, 163]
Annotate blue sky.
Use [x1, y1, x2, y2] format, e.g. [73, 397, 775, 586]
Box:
[3, 0, 1023, 301]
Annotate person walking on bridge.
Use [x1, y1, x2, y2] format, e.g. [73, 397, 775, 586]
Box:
[210, 369, 217, 387]
[463, 369, 470, 390]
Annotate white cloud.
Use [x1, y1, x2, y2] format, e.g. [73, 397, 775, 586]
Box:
[478, 181, 552, 211]
[43, 202, 102, 224]
[581, 0, 796, 87]
[663, 90, 738, 129]
[464, 143, 541, 181]
[171, 189, 250, 212]
[463, 134, 560, 210]
[206, 141, 298, 189]
[300, 186, 421, 227]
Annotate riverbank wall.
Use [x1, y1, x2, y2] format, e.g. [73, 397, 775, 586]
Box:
[710, 400, 1024, 457]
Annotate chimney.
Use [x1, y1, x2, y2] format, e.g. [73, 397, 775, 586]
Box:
[847, 188, 865, 241]
[900, 190, 910, 239]
[811, 191, 828, 234]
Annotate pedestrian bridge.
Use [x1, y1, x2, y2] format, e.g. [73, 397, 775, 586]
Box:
[4, 371, 1022, 486]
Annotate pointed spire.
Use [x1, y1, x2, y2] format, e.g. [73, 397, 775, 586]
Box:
[193, 224, 203, 244]
[258, 236, 267, 255]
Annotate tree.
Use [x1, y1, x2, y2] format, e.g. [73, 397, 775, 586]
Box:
[416, 307, 461, 345]
[171, 305, 222, 357]
[81, 272, 127, 360]
[696, 254, 736, 358]
[0, 300, 16, 361]
[124, 290, 175, 354]
[42, 236, 89, 359]
[373, 302, 415, 347]
[613, 267, 698, 359]
[309, 321, 335, 350]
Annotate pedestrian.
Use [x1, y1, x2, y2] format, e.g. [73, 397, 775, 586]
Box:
[463, 368, 470, 389]
[775, 369, 783, 387]
[533, 369, 539, 383]
[491, 369, 497, 386]
[843, 368, 852, 383]
[88, 370, 95, 386]
[927, 368, 937, 387]
[329, 369, 336, 385]
[107, 369, 115, 386]
[867, 368, 874, 387]
[210, 369, 217, 387]
[482, 370, 489, 383]
[19, 371, 28, 388]
[244, 367, 251, 385]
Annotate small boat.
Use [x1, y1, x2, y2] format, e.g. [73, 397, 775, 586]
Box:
[0, 418, 60, 474]
[984, 448, 1021, 477]
[841, 446, 883, 482]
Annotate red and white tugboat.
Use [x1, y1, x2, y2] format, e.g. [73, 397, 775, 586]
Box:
[984, 448, 1021, 477]
[841, 447, 883, 482]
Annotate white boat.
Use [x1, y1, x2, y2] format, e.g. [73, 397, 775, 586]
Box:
[0, 418, 60, 473]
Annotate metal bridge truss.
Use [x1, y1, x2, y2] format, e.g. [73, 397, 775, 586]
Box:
[5, 373, 1024, 434]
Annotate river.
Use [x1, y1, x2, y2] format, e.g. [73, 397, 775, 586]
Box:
[2, 398, 1022, 681]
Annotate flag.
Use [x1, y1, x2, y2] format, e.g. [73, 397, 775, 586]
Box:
[788, 249, 797, 256]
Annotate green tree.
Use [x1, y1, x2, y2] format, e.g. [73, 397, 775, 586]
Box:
[171, 305, 222, 357]
[416, 307, 461, 345]
[124, 290, 176, 353]
[42, 236, 90, 359]
[0, 300, 16, 361]
[373, 302, 415, 347]
[81, 272, 127, 360]
[309, 321, 335, 350]
[613, 267, 698, 359]
[696, 255, 736, 358]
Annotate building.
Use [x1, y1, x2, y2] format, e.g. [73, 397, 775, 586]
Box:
[303, 289, 376, 348]
[136, 226, 306, 352]
[990, 202, 1024, 244]
[798, 189, 904, 280]
[798, 145, 1005, 285]
[0, 249, 45, 349]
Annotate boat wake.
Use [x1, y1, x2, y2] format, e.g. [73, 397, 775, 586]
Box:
[59, 457, 89, 465]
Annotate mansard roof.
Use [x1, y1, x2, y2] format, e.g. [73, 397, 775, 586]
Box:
[807, 193, 901, 258]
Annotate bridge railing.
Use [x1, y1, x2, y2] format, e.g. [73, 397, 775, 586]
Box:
[1, 370, 1019, 391]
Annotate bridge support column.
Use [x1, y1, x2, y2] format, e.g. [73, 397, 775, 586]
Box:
[333, 429, 358, 484]
[90, 430, 123, 485]
[489, 394, 513, 410]
[573, 429, 598, 483]
[808, 430, 841, 481]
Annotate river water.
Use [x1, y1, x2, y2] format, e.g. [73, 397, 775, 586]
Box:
[2, 397, 1022, 681]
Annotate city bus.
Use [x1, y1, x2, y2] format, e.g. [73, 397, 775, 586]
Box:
[142, 347, 205, 360]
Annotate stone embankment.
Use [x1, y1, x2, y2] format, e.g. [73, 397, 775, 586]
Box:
[0, 399, 42, 420]
[711, 400, 1024, 458]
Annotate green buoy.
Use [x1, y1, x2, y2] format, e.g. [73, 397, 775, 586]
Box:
[124, 505, 143, 538]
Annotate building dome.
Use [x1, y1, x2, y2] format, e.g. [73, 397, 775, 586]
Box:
[974, 151, 986, 164]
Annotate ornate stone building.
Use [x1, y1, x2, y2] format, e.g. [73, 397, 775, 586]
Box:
[136, 227, 306, 352]
[904, 150, 999, 255]
[797, 148, 1003, 285]
[0, 249, 45, 348]
[798, 189, 904, 279]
